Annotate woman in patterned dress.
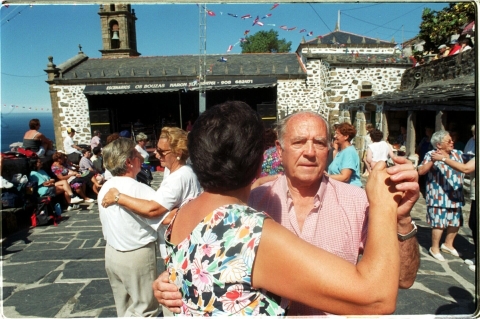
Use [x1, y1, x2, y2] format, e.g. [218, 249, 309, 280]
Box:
[418, 130, 464, 261]
[157, 101, 406, 316]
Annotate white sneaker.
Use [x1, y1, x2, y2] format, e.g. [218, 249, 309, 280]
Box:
[66, 204, 80, 211]
[469, 264, 476, 272]
[70, 197, 84, 204]
[85, 198, 95, 203]
[465, 258, 475, 265]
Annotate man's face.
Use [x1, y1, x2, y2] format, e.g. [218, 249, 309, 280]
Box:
[277, 114, 329, 187]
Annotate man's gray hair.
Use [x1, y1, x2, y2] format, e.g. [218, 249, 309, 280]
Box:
[276, 111, 330, 149]
[103, 138, 137, 176]
[136, 132, 148, 142]
[431, 130, 450, 149]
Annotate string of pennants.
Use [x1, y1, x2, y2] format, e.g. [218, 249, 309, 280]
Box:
[200, 3, 320, 53]
[2, 104, 50, 111]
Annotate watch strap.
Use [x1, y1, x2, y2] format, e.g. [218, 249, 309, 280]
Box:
[114, 193, 121, 203]
[397, 220, 417, 241]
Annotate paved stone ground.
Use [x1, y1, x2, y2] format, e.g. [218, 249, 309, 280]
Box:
[1, 172, 476, 317]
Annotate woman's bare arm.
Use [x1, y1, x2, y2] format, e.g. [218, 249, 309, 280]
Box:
[431, 153, 475, 174]
[102, 187, 168, 218]
[328, 168, 353, 183]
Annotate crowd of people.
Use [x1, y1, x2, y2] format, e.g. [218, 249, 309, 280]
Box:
[18, 103, 476, 316]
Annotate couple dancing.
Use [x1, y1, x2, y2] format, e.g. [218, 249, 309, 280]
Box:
[150, 101, 420, 316]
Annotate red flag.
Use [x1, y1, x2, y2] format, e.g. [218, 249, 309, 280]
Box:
[288, 27, 296, 31]
[241, 14, 251, 19]
[244, 30, 250, 36]
[270, 3, 279, 10]
[252, 16, 259, 26]
[206, 10, 215, 16]
[307, 31, 314, 36]
[256, 21, 264, 26]
[227, 45, 233, 52]
[262, 13, 272, 19]
[299, 29, 307, 33]
[280, 25, 287, 30]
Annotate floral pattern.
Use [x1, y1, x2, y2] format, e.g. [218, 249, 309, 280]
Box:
[165, 204, 284, 316]
[51, 163, 83, 190]
[260, 147, 284, 177]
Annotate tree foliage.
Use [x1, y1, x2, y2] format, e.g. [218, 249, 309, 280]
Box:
[418, 2, 475, 52]
[240, 30, 292, 53]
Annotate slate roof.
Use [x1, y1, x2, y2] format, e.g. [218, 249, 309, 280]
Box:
[51, 53, 306, 83]
[305, 30, 395, 46]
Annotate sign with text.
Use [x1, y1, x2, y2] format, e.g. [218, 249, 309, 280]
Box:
[84, 77, 277, 94]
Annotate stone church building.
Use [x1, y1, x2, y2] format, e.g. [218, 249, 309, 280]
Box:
[45, 3, 413, 151]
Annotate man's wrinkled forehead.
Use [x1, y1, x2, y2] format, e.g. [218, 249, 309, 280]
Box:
[286, 115, 328, 138]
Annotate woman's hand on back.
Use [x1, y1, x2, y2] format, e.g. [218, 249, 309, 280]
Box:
[103, 187, 120, 207]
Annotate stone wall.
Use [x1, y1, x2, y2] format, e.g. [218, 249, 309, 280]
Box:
[51, 85, 91, 150]
[276, 58, 407, 125]
[401, 49, 475, 89]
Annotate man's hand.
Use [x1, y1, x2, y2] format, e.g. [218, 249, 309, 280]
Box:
[385, 156, 419, 226]
[152, 271, 182, 314]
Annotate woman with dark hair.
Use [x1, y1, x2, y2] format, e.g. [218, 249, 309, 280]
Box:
[30, 158, 83, 205]
[327, 122, 362, 186]
[23, 118, 54, 157]
[153, 101, 406, 316]
[51, 152, 94, 204]
[365, 129, 395, 172]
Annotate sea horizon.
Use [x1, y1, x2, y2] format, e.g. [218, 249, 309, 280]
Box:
[1, 112, 55, 153]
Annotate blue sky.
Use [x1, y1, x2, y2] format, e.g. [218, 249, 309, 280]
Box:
[1, 2, 449, 113]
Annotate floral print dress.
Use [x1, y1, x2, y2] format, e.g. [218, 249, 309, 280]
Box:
[165, 204, 284, 316]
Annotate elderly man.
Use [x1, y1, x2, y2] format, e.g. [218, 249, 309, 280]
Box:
[153, 111, 420, 315]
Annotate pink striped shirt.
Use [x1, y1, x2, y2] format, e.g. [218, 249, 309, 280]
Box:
[248, 174, 369, 316]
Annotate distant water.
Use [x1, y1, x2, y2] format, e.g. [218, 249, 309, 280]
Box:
[1, 112, 55, 152]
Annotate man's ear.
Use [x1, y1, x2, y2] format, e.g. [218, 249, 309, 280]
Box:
[275, 140, 283, 162]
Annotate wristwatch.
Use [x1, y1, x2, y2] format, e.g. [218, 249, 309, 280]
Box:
[441, 157, 447, 162]
[397, 220, 417, 241]
[114, 193, 121, 203]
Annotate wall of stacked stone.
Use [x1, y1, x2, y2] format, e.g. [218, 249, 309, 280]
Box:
[276, 59, 407, 125]
[53, 85, 91, 149]
[401, 49, 475, 89]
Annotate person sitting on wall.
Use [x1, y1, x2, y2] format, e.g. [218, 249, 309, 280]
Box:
[63, 127, 83, 165]
[23, 118, 54, 158]
[434, 44, 450, 60]
[91, 146, 105, 174]
[79, 148, 103, 195]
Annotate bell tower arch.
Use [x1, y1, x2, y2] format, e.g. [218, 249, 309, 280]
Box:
[99, 3, 140, 58]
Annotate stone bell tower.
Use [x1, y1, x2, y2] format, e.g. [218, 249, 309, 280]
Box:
[98, 3, 140, 58]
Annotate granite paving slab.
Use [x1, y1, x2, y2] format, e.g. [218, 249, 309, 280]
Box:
[9, 248, 105, 263]
[3, 261, 63, 284]
[62, 261, 108, 279]
[71, 279, 115, 314]
[3, 283, 84, 317]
